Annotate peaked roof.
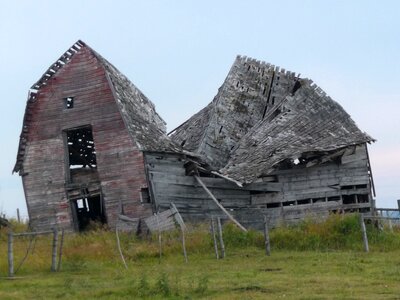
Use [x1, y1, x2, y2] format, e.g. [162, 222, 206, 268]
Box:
[170, 56, 374, 183]
[13, 40, 180, 173]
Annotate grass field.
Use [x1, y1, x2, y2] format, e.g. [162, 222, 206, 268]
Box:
[1, 215, 400, 299]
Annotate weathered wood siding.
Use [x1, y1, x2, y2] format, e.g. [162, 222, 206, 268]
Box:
[146, 145, 373, 229]
[21, 47, 152, 231]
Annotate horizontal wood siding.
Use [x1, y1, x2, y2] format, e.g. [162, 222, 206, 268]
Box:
[147, 145, 373, 229]
[22, 47, 151, 231]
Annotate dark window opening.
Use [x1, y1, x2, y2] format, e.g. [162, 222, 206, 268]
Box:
[66, 126, 97, 170]
[355, 184, 368, 189]
[297, 199, 311, 205]
[64, 97, 74, 109]
[267, 202, 281, 208]
[141, 188, 151, 203]
[72, 195, 106, 231]
[282, 201, 295, 207]
[357, 194, 369, 203]
[180, 140, 186, 147]
[343, 195, 356, 204]
[341, 185, 354, 190]
[359, 207, 370, 213]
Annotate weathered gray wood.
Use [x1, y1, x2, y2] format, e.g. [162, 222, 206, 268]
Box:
[210, 218, 219, 259]
[360, 215, 369, 253]
[263, 215, 271, 256]
[144, 209, 177, 233]
[116, 215, 140, 233]
[195, 176, 247, 232]
[217, 218, 225, 259]
[388, 219, 393, 232]
[8, 231, 14, 277]
[57, 229, 65, 271]
[156, 213, 162, 259]
[181, 226, 188, 263]
[364, 216, 399, 221]
[148, 150, 373, 230]
[13, 230, 53, 237]
[17, 209, 20, 223]
[51, 228, 58, 272]
[171, 202, 186, 231]
[115, 228, 128, 269]
[211, 170, 243, 187]
[365, 145, 376, 197]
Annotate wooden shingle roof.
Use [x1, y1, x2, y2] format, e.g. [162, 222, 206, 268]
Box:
[170, 56, 374, 183]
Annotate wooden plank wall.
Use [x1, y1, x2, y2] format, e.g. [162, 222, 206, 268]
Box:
[22, 46, 152, 231]
[146, 145, 373, 229]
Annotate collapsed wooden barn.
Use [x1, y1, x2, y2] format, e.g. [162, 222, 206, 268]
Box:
[14, 41, 375, 232]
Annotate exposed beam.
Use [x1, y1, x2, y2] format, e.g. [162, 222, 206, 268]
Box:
[194, 175, 247, 232]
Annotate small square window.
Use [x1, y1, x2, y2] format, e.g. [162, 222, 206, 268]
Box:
[64, 97, 74, 109]
[140, 188, 150, 203]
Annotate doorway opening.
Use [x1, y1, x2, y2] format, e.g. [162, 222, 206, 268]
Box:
[72, 194, 106, 231]
[64, 126, 98, 183]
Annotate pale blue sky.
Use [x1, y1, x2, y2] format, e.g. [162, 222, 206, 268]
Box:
[1, 0, 399, 218]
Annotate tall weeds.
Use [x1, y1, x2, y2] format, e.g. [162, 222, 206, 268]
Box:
[1, 213, 400, 277]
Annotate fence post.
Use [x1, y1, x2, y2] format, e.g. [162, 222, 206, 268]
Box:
[51, 228, 58, 272]
[359, 215, 369, 253]
[8, 231, 14, 277]
[57, 229, 65, 271]
[217, 218, 225, 259]
[156, 213, 162, 260]
[181, 226, 188, 263]
[210, 218, 219, 259]
[388, 219, 393, 232]
[263, 215, 271, 256]
[397, 200, 400, 212]
[17, 209, 20, 223]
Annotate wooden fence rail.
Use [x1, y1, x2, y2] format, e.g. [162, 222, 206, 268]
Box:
[7, 229, 64, 277]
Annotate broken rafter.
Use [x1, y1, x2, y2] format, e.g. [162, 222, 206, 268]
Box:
[211, 171, 243, 187]
[194, 175, 247, 232]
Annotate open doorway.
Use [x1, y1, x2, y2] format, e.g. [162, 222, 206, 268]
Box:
[71, 194, 106, 231]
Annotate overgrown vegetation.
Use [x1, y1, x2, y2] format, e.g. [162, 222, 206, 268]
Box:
[0, 214, 400, 299]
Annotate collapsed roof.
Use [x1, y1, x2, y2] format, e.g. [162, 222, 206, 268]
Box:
[170, 56, 374, 183]
[14, 40, 180, 174]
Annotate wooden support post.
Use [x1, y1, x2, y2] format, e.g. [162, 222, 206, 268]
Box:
[57, 229, 65, 271]
[359, 215, 369, 253]
[17, 209, 20, 223]
[366, 145, 376, 197]
[156, 213, 162, 260]
[170, 202, 188, 263]
[263, 215, 271, 256]
[397, 199, 400, 212]
[217, 218, 225, 259]
[116, 228, 128, 269]
[181, 226, 188, 263]
[388, 219, 393, 232]
[195, 176, 247, 232]
[8, 231, 14, 277]
[51, 228, 58, 272]
[210, 218, 219, 259]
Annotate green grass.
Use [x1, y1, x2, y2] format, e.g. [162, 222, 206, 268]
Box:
[0, 214, 400, 299]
